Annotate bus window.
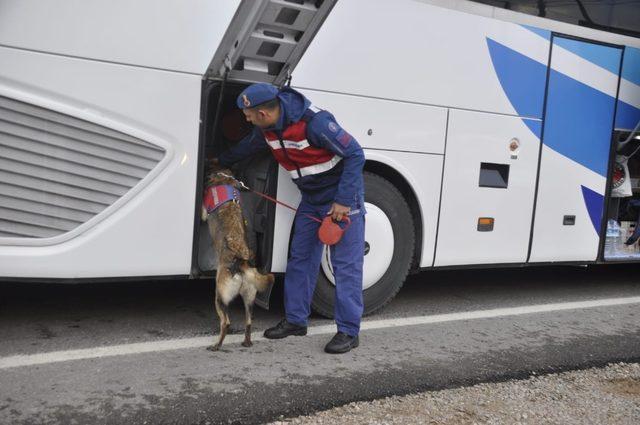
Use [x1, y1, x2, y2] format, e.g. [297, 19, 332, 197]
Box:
[469, 0, 640, 38]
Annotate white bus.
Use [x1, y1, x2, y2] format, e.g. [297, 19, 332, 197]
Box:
[1, 0, 639, 317]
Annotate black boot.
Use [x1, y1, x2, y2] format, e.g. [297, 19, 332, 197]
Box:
[324, 332, 359, 354]
[263, 319, 307, 339]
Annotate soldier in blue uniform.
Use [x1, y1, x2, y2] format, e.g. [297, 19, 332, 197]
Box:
[217, 83, 365, 353]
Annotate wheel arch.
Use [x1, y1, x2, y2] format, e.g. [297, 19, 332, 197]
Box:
[364, 159, 423, 273]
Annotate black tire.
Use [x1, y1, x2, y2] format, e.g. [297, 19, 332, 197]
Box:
[311, 172, 415, 318]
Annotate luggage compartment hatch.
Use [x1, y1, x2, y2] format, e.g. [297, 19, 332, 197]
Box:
[206, 0, 337, 85]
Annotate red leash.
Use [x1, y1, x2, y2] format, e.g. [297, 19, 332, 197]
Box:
[249, 187, 350, 246]
[213, 171, 323, 224]
[217, 174, 349, 246]
[248, 188, 323, 223]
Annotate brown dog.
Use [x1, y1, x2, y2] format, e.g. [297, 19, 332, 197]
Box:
[201, 162, 274, 351]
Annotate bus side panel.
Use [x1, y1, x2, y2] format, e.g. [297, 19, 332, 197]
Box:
[299, 89, 447, 155]
[435, 110, 541, 266]
[0, 0, 240, 75]
[0, 47, 201, 278]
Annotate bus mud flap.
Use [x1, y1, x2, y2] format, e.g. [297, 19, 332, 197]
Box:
[254, 278, 274, 310]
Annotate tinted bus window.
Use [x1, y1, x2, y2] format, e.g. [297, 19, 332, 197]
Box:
[469, 0, 640, 37]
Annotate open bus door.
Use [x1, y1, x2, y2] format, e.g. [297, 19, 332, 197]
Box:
[194, 0, 337, 279]
[601, 122, 640, 262]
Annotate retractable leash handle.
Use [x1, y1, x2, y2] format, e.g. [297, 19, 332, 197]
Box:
[318, 215, 350, 246]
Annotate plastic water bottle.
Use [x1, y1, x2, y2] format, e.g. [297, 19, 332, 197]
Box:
[605, 219, 621, 257]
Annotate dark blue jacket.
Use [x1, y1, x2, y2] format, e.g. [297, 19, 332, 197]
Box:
[219, 88, 365, 208]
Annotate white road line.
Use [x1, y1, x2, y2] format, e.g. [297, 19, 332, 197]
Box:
[1, 295, 639, 370]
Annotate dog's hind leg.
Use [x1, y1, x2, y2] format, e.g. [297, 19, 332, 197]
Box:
[208, 268, 233, 352]
[239, 281, 257, 347]
[208, 292, 231, 352]
[241, 301, 253, 347]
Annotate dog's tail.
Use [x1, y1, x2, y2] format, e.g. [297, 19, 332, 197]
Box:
[240, 261, 274, 293]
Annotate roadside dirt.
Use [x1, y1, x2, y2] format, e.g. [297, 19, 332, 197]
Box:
[270, 363, 640, 425]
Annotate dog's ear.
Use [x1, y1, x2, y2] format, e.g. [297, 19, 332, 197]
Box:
[205, 158, 222, 172]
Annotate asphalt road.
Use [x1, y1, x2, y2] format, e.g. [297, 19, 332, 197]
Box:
[1, 264, 639, 424]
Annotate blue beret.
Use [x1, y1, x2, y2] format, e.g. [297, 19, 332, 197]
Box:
[236, 83, 279, 109]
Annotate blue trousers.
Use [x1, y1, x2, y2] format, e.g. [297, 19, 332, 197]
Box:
[284, 199, 365, 336]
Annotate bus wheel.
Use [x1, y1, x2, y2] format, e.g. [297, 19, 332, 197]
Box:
[311, 172, 415, 318]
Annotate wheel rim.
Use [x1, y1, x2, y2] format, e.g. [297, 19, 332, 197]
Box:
[321, 202, 395, 290]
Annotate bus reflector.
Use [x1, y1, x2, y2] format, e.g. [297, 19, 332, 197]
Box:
[477, 217, 494, 232]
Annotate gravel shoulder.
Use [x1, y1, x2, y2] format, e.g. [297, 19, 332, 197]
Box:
[271, 363, 640, 425]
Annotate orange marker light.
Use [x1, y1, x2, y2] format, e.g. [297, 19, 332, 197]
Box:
[477, 217, 494, 232]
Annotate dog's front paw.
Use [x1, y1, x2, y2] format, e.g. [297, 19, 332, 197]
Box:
[241, 340, 253, 348]
[206, 344, 221, 352]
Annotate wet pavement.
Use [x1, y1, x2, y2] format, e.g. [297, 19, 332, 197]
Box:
[1, 264, 639, 424]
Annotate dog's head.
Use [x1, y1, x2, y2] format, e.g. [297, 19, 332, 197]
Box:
[204, 159, 236, 188]
[204, 168, 237, 188]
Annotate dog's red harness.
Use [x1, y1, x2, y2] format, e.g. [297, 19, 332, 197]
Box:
[203, 184, 240, 214]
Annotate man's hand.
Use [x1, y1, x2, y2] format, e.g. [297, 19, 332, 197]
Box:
[328, 202, 350, 222]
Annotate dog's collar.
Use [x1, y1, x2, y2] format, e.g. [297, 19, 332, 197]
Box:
[214, 171, 235, 180]
[203, 184, 240, 215]
[213, 172, 249, 191]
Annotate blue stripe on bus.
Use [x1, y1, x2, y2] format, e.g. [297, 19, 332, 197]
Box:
[523, 119, 542, 139]
[488, 37, 628, 177]
[616, 47, 640, 130]
[486, 38, 547, 122]
[553, 37, 622, 76]
[621, 46, 640, 86]
[520, 24, 551, 40]
[616, 99, 640, 130]
[581, 185, 603, 234]
[543, 67, 619, 177]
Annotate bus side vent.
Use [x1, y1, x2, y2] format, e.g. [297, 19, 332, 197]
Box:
[0, 96, 165, 239]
